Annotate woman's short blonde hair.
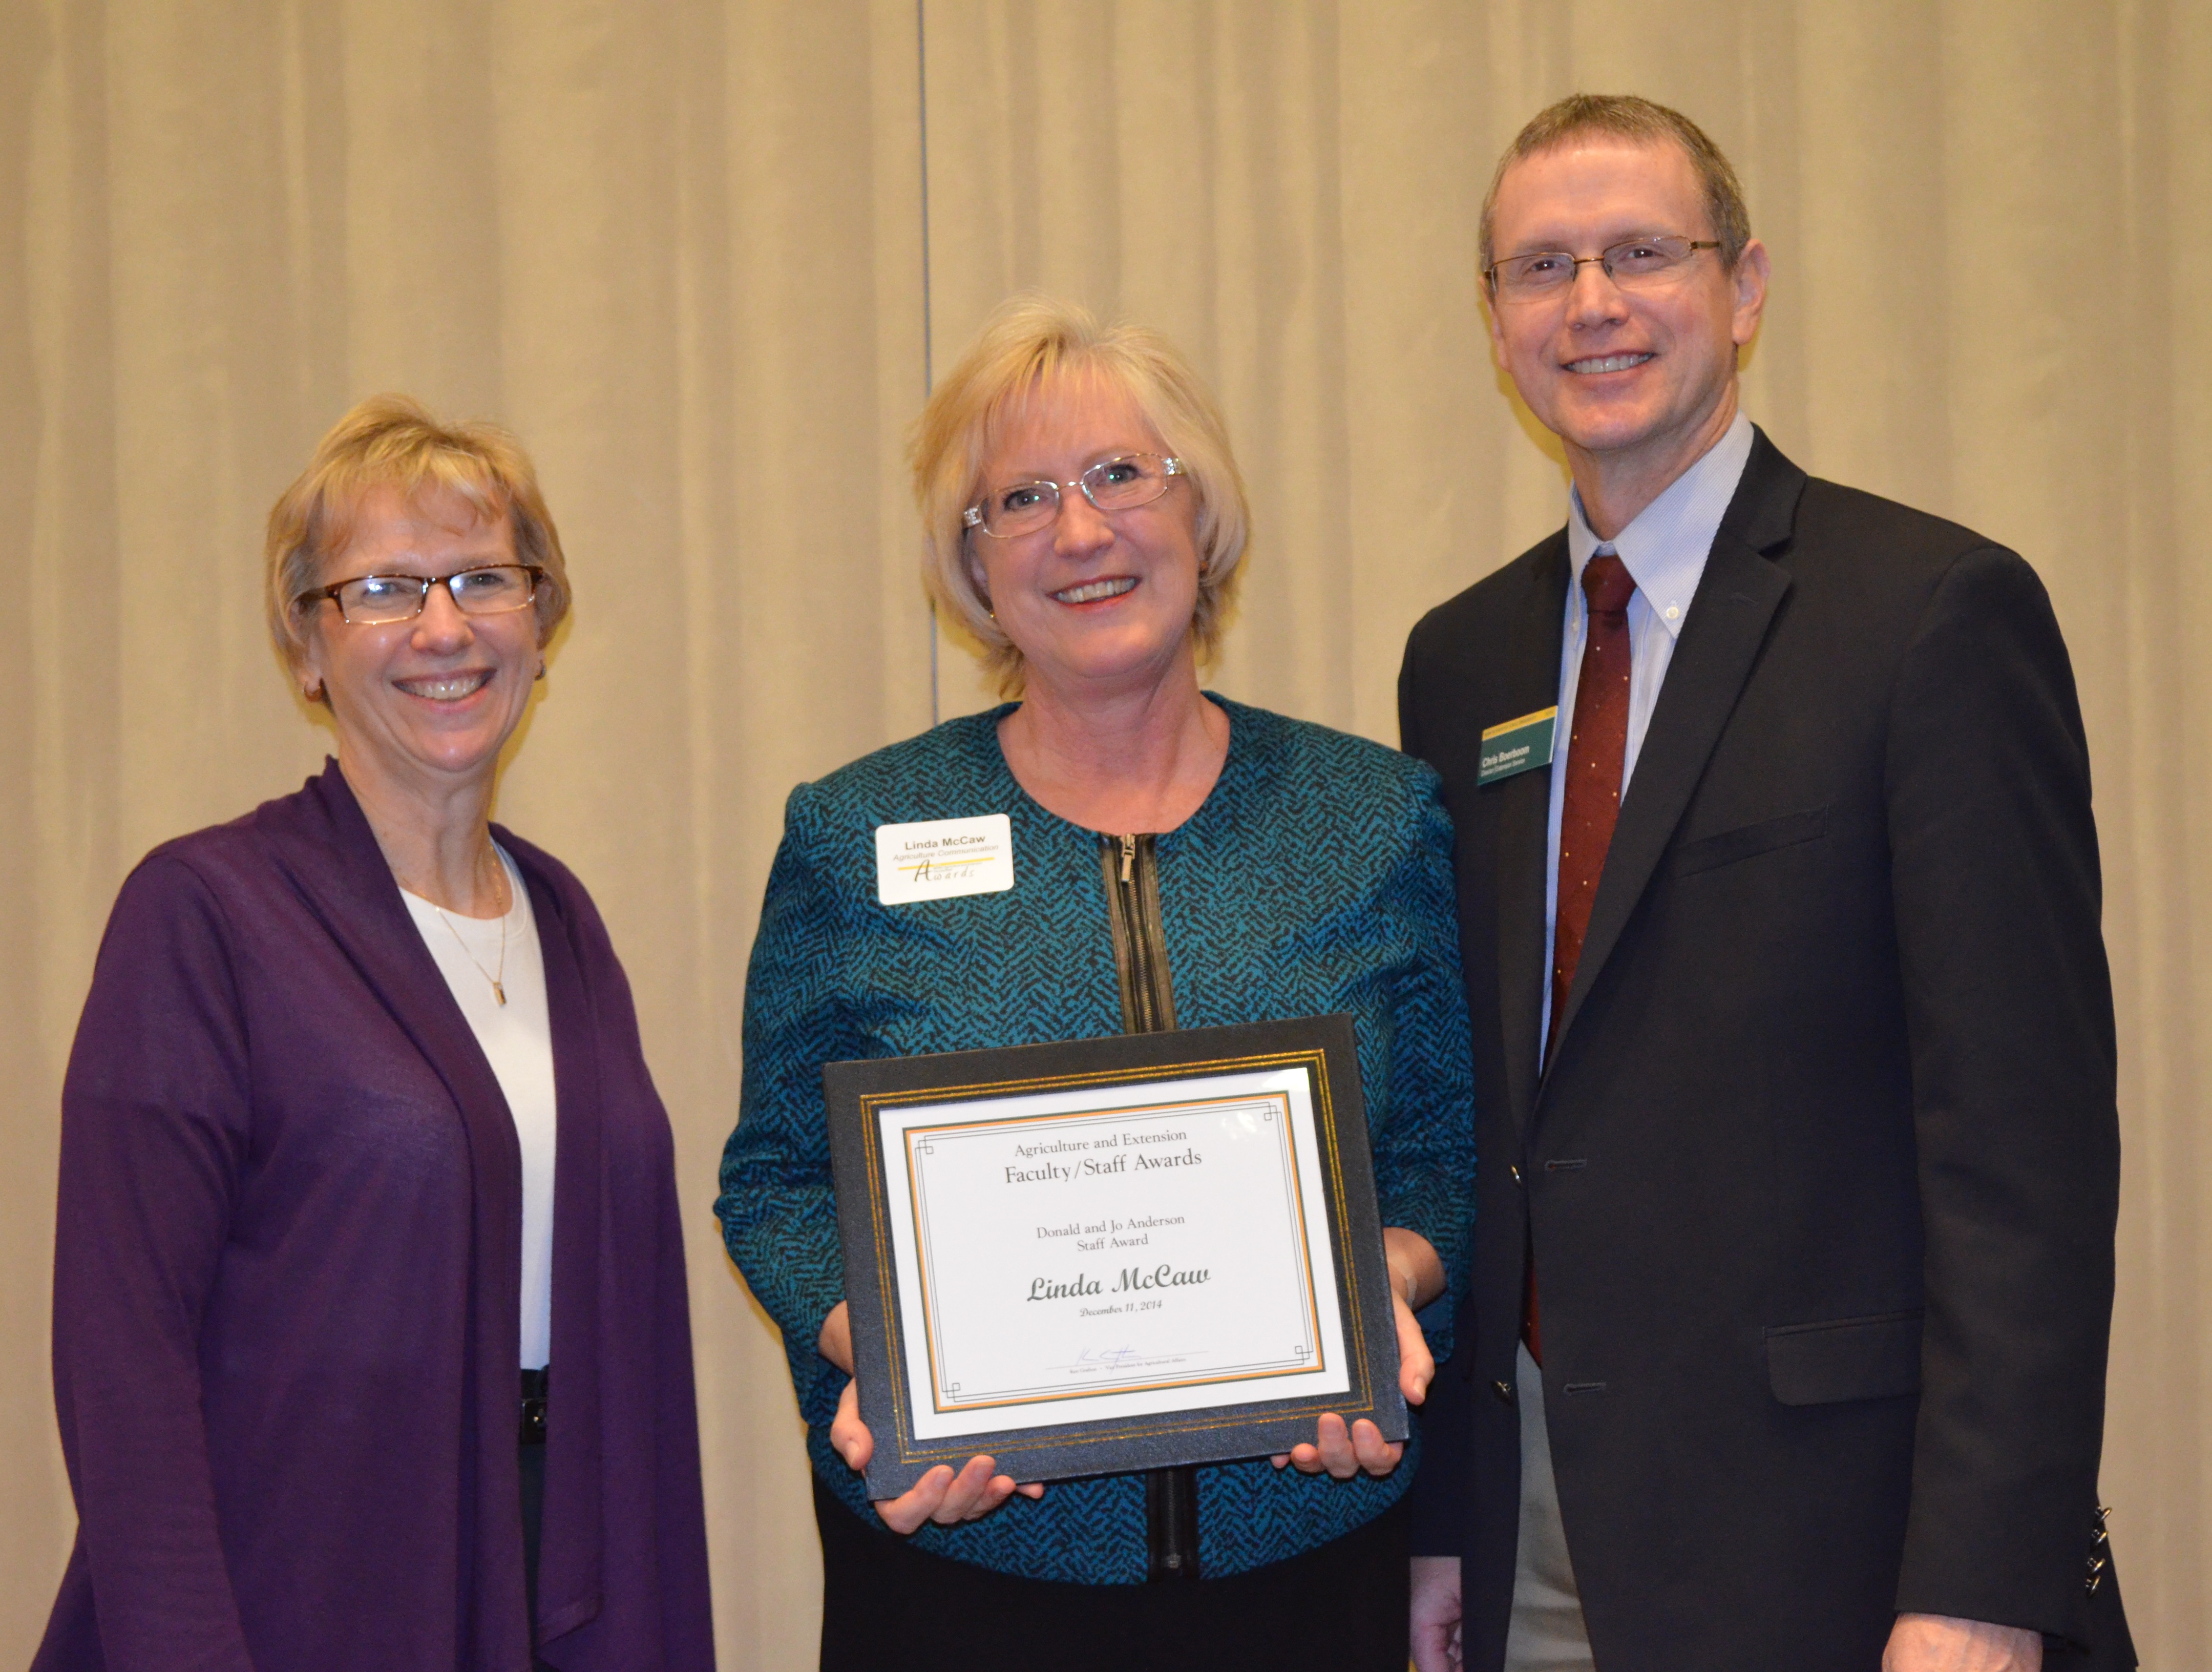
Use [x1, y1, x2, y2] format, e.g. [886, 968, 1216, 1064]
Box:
[266, 394, 572, 673]
[911, 297, 1250, 694]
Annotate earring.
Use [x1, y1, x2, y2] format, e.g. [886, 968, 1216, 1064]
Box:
[535, 662, 546, 681]
[304, 681, 324, 702]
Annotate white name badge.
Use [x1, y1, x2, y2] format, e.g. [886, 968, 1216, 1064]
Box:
[875, 815, 1016, 906]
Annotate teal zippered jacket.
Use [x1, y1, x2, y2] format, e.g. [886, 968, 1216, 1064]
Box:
[715, 696, 1477, 1583]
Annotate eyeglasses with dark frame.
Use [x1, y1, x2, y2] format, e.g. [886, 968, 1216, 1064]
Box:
[963, 453, 1186, 540]
[1485, 235, 1722, 301]
[299, 564, 545, 626]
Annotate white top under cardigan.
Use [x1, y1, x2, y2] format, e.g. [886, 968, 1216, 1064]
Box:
[402, 847, 556, 1369]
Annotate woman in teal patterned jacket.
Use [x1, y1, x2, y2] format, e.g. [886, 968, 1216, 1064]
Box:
[717, 298, 1476, 1672]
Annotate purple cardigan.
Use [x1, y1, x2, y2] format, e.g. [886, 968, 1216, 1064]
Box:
[34, 762, 714, 1672]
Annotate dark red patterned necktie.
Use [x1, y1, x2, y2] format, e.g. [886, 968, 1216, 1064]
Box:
[1552, 551, 1637, 1049]
[1526, 550, 1636, 1365]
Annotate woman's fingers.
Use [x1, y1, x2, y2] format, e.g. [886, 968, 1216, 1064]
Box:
[873, 1455, 1036, 1533]
[1395, 1289, 1436, 1405]
[1283, 1412, 1406, 1479]
[848, 1357, 1435, 1492]
[929, 1456, 1012, 1524]
[830, 1378, 874, 1472]
[875, 1465, 956, 1534]
[1318, 1413, 1359, 1479]
[1286, 1412, 1354, 1478]
[1350, 1417, 1404, 1476]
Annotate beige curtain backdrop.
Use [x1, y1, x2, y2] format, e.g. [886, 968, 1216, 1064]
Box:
[3, 1, 2204, 1665]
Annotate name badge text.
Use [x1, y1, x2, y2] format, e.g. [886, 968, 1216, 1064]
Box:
[1477, 706, 1559, 787]
[876, 814, 1016, 905]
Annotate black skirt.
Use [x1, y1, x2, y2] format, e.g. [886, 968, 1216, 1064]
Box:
[814, 1477, 1410, 1672]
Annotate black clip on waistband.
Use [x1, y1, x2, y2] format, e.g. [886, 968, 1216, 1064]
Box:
[520, 1366, 550, 1446]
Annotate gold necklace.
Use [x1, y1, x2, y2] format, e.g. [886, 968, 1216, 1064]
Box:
[433, 852, 510, 1006]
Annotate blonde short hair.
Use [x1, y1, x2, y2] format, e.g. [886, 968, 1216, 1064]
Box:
[1480, 94, 1752, 278]
[266, 394, 572, 673]
[910, 297, 1250, 695]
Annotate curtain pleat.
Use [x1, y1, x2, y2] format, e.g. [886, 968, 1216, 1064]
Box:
[1, 2, 2203, 1664]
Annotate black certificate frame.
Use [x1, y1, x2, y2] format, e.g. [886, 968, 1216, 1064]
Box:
[824, 1014, 1405, 1497]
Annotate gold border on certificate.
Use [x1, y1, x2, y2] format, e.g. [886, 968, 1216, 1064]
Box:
[902, 1088, 1326, 1412]
[851, 1044, 1383, 1472]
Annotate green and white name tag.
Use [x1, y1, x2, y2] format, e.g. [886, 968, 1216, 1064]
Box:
[1478, 706, 1558, 787]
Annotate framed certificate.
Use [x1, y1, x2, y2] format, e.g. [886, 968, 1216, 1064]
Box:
[825, 1014, 1404, 1496]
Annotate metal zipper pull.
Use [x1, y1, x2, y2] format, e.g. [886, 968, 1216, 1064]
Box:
[1120, 832, 1136, 884]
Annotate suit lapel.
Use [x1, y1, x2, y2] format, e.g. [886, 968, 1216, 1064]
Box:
[1493, 541, 1569, 1138]
[1544, 462, 1800, 1067]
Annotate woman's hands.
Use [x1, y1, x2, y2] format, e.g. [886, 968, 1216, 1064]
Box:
[818, 1300, 1045, 1534]
[1271, 1228, 1443, 1480]
[817, 1224, 1443, 1516]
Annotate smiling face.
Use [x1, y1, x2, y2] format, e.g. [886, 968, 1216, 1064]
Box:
[1487, 136, 1767, 494]
[298, 483, 540, 797]
[966, 373, 1204, 699]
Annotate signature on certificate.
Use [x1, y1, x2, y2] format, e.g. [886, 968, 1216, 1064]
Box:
[1060, 1344, 1191, 1376]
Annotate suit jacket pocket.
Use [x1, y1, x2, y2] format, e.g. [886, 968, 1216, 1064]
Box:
[1764, 1309, 1922, 1406]
[1673, 804, 1831, 876]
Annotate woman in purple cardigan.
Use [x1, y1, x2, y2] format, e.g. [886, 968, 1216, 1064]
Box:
[34, 398, 714, 1672]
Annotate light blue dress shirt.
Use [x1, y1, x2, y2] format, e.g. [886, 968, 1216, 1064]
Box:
[1540, 411, 1756, 1054]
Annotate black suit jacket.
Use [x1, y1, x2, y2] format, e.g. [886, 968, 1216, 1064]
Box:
[1398, 432, 2132, 1672]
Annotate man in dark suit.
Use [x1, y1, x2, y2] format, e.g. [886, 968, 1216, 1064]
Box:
[1400, 95, 2131, 1672]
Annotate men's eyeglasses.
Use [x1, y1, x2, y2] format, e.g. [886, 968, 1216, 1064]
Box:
[1485, 235, 1722, 301]
[964, 453, 1185, 540]
[299, 564, 543, 626]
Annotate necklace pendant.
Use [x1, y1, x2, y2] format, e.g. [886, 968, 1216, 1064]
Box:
[493, 980, 507, 1006]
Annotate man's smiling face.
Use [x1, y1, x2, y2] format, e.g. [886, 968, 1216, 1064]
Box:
[1486, 136, 1766, 484]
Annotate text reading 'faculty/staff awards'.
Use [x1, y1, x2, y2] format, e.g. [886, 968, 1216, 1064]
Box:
[876, 1067, 1353, 1441]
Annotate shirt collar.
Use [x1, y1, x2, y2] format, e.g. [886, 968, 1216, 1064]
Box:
[1566, 411, 1756, 640]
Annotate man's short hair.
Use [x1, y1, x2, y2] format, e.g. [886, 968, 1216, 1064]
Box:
[1480, 94, 1752, 279]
